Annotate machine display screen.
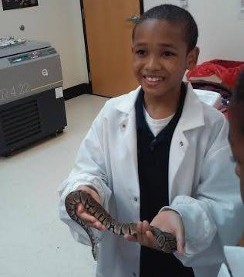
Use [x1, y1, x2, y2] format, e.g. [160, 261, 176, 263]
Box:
[8, 48, 56, 64]
[9, 55, 30, 63]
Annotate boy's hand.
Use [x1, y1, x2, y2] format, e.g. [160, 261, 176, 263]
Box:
[124, 220, 160, 250]
[151, 210, 185, 255]
[74, 185, 106, 231]
[124, 210, 185, 255]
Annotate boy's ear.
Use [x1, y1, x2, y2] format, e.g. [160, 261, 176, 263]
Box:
[186, 47, 199, 70]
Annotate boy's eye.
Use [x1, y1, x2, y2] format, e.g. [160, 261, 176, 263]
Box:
[162, 51, 175, 57]
[135, 49, 146, 56]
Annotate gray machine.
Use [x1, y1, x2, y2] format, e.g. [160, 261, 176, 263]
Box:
[0, 39, 67, 156]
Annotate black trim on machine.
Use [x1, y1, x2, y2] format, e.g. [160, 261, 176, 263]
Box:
[63, 83, 91, 100]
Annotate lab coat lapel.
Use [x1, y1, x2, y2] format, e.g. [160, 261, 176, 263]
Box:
[168, 129, 189, 201]
[168, 84, 205, 202]
[116, 84, 205, 203]
[116, 88, 140, 198]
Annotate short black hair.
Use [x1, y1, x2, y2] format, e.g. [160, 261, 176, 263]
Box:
[132, 4, 198, 52]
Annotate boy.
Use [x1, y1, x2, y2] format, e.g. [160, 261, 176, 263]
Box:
[217, 71, 244, 277]
[59, 5, 243, 277]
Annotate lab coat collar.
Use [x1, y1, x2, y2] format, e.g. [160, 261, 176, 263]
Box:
[116, 83, 205, 132]
[116, 86, 141, 114]
[178, 82, 205, 131]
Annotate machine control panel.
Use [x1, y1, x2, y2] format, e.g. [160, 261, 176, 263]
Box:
[8, 48, 57, 64]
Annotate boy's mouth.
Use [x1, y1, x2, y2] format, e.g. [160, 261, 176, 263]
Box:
[142, 75, 165, 87]
[144, 76, 163, 82]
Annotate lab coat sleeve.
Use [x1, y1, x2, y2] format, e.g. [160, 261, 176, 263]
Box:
[169, 120, 244, 267]
[58, 104, 112, 246]
[217, 246, 244, 277]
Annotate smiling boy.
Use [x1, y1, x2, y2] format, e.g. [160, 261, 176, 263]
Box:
[59, 5, 243, 277]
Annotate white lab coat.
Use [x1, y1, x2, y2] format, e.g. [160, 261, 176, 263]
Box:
[217, 246, 244, 277]
[59, 83, 244, 277]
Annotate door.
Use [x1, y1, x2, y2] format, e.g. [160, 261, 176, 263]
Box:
[82, 0, 143, 97]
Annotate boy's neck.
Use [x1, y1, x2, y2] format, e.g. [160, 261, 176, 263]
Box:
[143, 92, 182, 119]
[142, 82, 186, 119]
[144, 101, 177, 119]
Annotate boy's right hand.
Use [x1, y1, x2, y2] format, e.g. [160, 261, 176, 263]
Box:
[75, 185, 106, 231]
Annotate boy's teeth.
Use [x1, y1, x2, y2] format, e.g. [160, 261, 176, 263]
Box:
[146, 76, 162, 81]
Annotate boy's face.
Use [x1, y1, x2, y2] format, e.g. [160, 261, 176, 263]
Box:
[229, 103, 244, 202]
[132, 19, 198, 99]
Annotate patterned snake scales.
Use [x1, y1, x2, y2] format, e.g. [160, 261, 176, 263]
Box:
[65, 190, 177, 260]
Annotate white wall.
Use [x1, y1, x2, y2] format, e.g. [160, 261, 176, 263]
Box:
[144, 0, 244, 63]
[0, 0, 88, 90]
[0, 1, 243, 90]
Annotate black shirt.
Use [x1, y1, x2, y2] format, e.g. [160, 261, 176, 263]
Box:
[135, 84, 194, 277]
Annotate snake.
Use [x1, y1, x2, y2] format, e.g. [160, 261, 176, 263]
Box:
[65, 190, 177, 260]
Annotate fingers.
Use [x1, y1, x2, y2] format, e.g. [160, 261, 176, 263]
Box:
[136, 220, 150, 242]
[144, 229, 160, 250]
[86, 220, 107, 231]
[150, 210, 186, 254]
[124, 221, 150, 243]
[145, 230, 157, 245]
[76, 204, 106, 231]
[175, 227, 185, 255]
[135, 221, 158, 249]
[123, 221, 144, 242]
[124, 234, 137, 242]
[74, 188, 106, 231]
[124, 220, 159, 250]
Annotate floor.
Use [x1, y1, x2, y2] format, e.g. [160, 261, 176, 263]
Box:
[0, 94, 108, 277]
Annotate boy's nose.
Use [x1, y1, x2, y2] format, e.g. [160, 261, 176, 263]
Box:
[145, 55, 161, 70]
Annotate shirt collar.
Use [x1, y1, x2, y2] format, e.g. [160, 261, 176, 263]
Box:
[135, 83, 187, 135]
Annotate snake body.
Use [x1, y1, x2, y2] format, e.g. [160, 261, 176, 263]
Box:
[65, 190, 177, 260]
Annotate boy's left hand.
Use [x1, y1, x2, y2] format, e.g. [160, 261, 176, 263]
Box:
[124, 210, 185, 255]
